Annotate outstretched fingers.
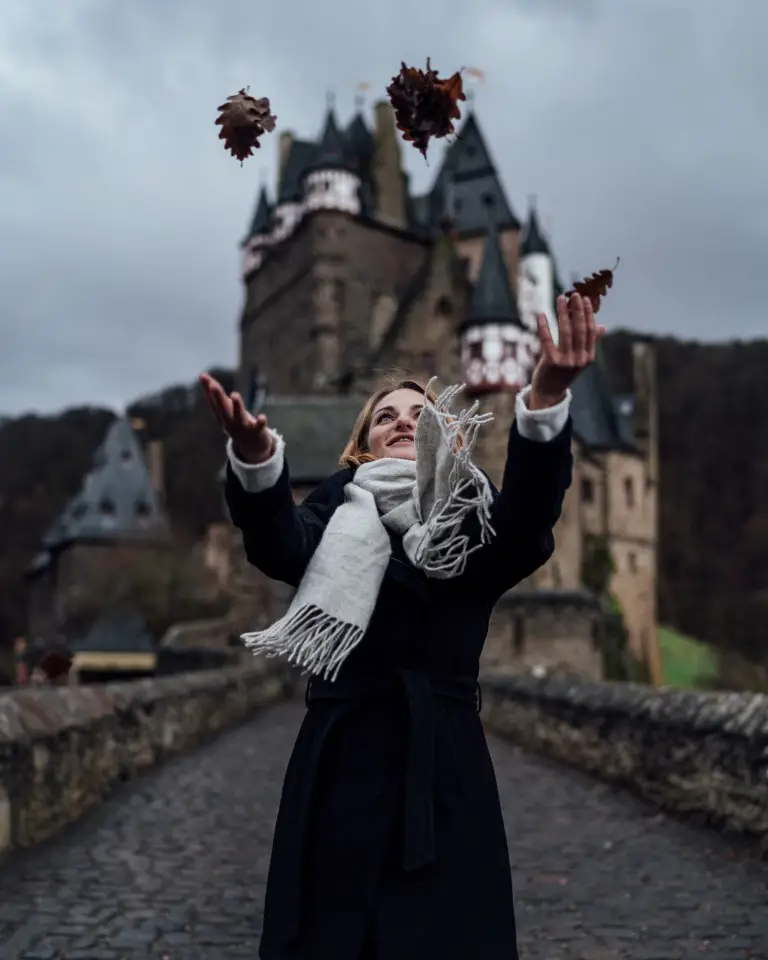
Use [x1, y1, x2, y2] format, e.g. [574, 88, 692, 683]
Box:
[536, 312, 557, 362]
[582, 296, 596, 361]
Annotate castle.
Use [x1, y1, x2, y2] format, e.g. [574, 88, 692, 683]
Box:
[228, 97, 661, 682]
[25, 97, 660, 684]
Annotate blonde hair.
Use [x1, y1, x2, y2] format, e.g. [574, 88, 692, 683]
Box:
[339, 376, 437, 468]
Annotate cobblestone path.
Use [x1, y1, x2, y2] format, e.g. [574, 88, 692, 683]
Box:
[0, 702, 765, 959]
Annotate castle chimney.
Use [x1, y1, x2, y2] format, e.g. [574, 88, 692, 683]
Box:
[372, 101, 407, 230]
[277, 131, 294, 197]
[146, 440, 165, 503]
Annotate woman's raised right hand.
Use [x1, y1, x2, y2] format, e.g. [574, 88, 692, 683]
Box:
[199, 373, 275, 464]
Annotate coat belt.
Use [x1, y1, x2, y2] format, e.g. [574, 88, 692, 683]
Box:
[306, 670, 481, 872]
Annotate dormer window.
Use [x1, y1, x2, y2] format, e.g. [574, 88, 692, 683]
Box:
[135, 500, 151, 527]
[99, 497, 116, 527]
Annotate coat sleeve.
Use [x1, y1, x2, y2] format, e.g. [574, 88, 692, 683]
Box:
[224, 432, 343, 587]
[479, 385, 574, 594]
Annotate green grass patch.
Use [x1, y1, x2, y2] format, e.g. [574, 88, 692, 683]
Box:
[658, 625, 718, 689]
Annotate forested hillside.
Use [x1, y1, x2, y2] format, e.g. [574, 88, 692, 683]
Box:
[1, 339, 767, 664]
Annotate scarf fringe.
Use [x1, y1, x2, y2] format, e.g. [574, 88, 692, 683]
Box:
[241, 604, 365, 681]
[413, 379, 496, 577]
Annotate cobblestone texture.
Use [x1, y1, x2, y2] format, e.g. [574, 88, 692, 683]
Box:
[0, 702, 766, 959]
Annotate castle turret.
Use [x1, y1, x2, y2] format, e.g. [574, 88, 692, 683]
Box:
[241, 186, 272, 278]
[460, 221, 537, 394]
[302, 105, 361, 215]
[518, 198, 556, 338]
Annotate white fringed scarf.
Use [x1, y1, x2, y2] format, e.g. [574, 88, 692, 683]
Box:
[240, 380, 496, 680]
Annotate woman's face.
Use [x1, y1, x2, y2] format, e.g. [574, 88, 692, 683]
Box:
[367, 388, 425, 461]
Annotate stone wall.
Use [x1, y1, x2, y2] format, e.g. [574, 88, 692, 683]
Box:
[482, 589, 603, 681]
[482, 671, 768, 846]
[0, 660, 294, 855]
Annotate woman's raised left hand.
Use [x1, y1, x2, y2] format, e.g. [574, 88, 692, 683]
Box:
[529, 294, 606, 410]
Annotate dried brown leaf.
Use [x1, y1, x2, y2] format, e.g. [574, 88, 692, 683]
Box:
[215, 89, 277, 164]
[565, 258, 620, 314]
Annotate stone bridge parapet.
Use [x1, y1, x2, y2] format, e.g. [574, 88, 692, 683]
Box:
[0, 660, 294, 856]
[482, 670, 768, 847]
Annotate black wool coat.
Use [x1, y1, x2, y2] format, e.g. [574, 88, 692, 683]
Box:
[225, 417, 574, 960]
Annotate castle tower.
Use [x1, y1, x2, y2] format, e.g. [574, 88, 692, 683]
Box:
[302, 106, 361, 216]
[518, 198, 556, 340]
[460, 221, 537, 395]
[241, 186, 272, 279]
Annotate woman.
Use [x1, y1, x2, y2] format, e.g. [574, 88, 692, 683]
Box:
[201, 294, 604, 960]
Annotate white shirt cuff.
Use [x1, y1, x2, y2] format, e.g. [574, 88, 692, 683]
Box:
[226, 430, 285, 493]
[515, 386, 571, 443]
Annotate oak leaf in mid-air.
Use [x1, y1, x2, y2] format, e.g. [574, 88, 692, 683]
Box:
[566, 258, 620, 314]
[386, 58, 466, 159]
[215, 89, 277, 163]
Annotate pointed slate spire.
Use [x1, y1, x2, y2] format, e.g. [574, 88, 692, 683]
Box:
[246, 186, 271, 239]
[42, 418, 170, 550]
[308, 107, 348, 172]
[467, 220, 521, 326]
[521, 198, 551, 257]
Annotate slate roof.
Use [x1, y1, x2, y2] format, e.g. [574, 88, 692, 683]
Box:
[242, 186, 271, 244]
[520, 203, 550, 257]
[306, 108, 349, 174]
[464, 221, 522, 329]
[278, 139, 318, 203]
[570, 360, 637, 453]
[414, 113, 521, 237]
[70, 609, 155, 653]
[42, 418, 170, 551]
[261, 396, 362, 484]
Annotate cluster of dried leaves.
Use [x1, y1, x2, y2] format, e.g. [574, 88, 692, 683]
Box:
[215, 88, 277, 163]
[215, 58, 468, 164]
[386, 58, 466, 158]
[565, 258, 620, 314]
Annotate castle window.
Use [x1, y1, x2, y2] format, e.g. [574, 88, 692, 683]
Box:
[482, 193, 495, 208]
[135, 501, 151, 525]
[628, 551, 638, 573]
[580, 477, 594, 503]
[624, 476, 635, 507]
[434, 296, 453, 317]
[513, 616, 525, 655]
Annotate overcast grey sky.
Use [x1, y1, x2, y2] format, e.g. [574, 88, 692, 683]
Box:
[0, 0, 765, 416]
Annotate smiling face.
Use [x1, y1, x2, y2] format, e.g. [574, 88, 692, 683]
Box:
[366, 387, 425, 461]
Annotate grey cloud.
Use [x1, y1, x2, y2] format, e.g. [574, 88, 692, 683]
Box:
[0, 0, 765, 417]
